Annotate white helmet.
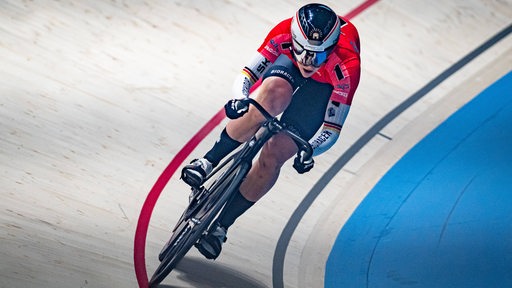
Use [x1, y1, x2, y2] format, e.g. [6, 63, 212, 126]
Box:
[290, 3, 341, 67]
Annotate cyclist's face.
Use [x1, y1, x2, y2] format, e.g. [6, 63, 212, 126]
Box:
[297, 61, 320, 78]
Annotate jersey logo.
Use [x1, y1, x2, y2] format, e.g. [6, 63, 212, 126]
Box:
[257, 58, 271, 74]
[264, 45, 279, 57]
[270, 39, 279, 49]
[333, 90, 348, 98]
[328, 107, 336, 117]
[337, 83, 350, 90]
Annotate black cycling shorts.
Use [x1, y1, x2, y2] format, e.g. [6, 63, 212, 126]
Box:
[261, 55, 333, 140]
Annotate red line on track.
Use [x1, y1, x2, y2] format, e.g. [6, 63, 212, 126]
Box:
[133, 108, 225, 287]
[134, 1, 379, 286]
[345, 0, 380, 20]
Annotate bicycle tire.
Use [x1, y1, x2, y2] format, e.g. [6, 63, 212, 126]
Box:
[154, 150, 246, 263]
[149, 153, 251, 287]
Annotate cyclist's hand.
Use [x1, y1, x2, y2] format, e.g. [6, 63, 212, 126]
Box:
[225, 98, 249, 119]
[293, 150, 314, 174]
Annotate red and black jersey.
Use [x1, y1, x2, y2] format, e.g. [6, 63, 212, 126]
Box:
[256, 17, 361, 105]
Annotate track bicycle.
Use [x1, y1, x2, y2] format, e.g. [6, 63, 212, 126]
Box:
[149, 98, 314, 287]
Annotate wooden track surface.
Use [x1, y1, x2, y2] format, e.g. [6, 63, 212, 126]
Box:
[1, 1, 510, 287]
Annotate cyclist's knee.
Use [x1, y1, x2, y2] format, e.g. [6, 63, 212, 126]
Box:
[255, 77, 293, 116]
[257, 152, 283, 172]
[261, 76, 293, 95]
[259, 135, 296, 169]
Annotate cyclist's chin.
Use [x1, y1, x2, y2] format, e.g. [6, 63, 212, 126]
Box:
[297, 63, 319, 78]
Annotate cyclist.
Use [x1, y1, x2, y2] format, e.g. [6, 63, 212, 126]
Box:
[182, 3, 361, 260]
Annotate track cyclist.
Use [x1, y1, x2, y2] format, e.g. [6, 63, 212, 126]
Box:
[181, 3, 361, 260]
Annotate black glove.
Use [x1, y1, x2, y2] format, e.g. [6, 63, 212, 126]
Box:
[225, 99, 249, 119]
[293, 150, 314, 174]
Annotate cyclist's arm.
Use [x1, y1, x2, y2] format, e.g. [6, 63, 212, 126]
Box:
[232, 18, 292, 99]
[311, 55, 360, 156]
[310, 101, 350, 156]
[232, 52, 272, 99]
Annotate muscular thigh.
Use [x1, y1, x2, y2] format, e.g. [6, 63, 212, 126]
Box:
[280, 80, 333, 140]
[260, 55, 333, 141]
[261, 132, 298, 164]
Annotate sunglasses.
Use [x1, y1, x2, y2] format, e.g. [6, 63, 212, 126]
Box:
[292, 38, 331, 68]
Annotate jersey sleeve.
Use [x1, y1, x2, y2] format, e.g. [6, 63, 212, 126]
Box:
[310, 101, 350, 156]
[232, 19, 293, 98]
[232, 52, 272, 98]
[310, 59, 359, 155]
[310, 20, 361, 156]
[256, 18, 292, 62]
[327, 51, 361, 105]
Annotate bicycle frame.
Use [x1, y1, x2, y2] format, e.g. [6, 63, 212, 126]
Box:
[202, 98, 313, 190]
[149, 98, 313, 287]
[226, 98, 313, 166]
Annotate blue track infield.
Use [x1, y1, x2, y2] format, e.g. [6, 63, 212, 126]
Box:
[326, 72, 512, 288]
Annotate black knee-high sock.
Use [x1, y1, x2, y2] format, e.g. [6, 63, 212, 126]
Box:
[204, 128, 242, 167]
[218, 190, 255, 229]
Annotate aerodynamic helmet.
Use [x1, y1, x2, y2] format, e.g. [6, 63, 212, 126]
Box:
[290, 3, 341, 67]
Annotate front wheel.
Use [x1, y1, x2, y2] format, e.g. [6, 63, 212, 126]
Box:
[149, 155, 251, 287]
[149, 216, 204, 287]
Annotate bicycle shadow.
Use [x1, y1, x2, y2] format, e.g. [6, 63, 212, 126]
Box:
[156, 256, 268, 288]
